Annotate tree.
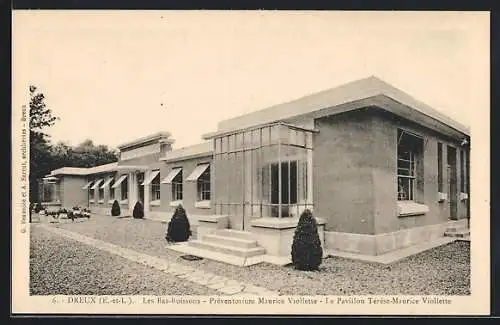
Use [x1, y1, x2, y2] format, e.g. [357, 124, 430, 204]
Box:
[291, 209, 323, 271]
[71, 139, 118, 168]
[165, 205, 192, 243]
[28, 85, 59, 202]
[29, 85, 58, 136]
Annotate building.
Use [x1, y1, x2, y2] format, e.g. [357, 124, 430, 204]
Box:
[41, 76, 471, 265]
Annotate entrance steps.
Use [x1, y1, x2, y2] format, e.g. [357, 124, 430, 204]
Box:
[444, 225, 470, 238]
[167, 229, 267, 266]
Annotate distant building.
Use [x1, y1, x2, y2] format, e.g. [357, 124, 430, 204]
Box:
[43, 76, 470, 263]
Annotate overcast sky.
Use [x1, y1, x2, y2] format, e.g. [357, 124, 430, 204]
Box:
[13, 11, 489, 150]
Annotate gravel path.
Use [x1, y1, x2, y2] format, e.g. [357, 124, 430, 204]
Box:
[30, 225, 219, 295]
[41, 214, 470, 295]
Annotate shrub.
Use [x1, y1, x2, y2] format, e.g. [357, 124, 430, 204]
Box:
[132, 201, 144, 219]
[111, 200, 121, 216]
[291, 209, 323, 271]
[165, 205, 192, 243]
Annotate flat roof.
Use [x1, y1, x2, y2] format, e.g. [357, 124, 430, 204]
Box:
[208, 76, 470, 139]
[117, 131, 173, 151]
[50, 162, 118, 176]
[160, 142, 212, 163]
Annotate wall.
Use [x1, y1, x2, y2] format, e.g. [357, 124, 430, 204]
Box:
[371, 110, 469, 234]
[60, 175, 88, 207]
[313, 108, 470, 236]
[160, 155, 214, 222]
[313, 109, 376, 234]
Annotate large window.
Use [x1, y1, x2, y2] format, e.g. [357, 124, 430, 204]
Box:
[151, 171, 161, 201]
[197, 166, 211, 201]
[213, 122, 314, 219]
[98, 187, 104, 201]
[397, 129, 424, 201]
[172, 169, 183, 201]
[121, 177, 128, 200]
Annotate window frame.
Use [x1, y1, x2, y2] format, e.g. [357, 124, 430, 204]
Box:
[109, 179, 115, 200]
[397, 129, 423, 202]
[150, 170, 161, 201]
[171, 169, 183, 201]
[196, 165, 211, 201]
[121, 177, 128, 201]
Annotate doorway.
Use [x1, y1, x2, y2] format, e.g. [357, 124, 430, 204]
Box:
[447, 146, 458, 220]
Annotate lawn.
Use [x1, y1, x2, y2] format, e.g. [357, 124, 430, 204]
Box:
[39, 214, 470, 295]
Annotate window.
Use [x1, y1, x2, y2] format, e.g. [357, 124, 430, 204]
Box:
[270, 161, 298, 205]
[98, 188, 104, 201]
[121, 177, 128, 200]
[171, 169, 183, 201]
[89, 182, 95, 200]
[460, 149, 468, 193]
[438, 142, 443, 192]
[197, 166, 211, 201]
[151, 170, 161, 201]
[109, 179, 115, 200]
[397, 129, 424, 201]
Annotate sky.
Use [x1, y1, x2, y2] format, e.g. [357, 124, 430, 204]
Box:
[12, 11, 489, 150]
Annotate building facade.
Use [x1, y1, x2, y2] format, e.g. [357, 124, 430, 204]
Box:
[42, 76, 471, 261]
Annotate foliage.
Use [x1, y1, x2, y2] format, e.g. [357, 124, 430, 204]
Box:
[132, 201, 144, 219]
[111, 200, 121, 216]
[165, 205, 192, 243]
[29, 85, 58, 136]
[27, 85, 118, 202]
[291, 209, 323, 271]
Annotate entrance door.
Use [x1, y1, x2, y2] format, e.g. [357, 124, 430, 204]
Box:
[447, 146, 458, 220]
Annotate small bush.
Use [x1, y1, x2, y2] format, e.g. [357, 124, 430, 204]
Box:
[165, 205, 192, 243]
[111, 200, 121, 216]
[291, 209, 323, 271]
[132, 201, 144, 219]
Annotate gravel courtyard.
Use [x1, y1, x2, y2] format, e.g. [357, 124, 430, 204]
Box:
[30, 225, 219, 295]
[31, 214, 471, 296]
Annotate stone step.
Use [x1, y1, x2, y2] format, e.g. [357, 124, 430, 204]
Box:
[202, 234, 258, 249]
[215, 229, 256, 241]
[188, 240, 266, 258]
[167, 243, 265, 267]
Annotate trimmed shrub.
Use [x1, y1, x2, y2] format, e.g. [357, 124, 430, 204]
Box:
[291, 209, 323, 271]
[165, 205, 192, 243]
[132, 201, 144, 219]
[111, 200, 121, 216]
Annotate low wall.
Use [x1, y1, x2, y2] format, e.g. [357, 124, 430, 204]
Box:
[250, 217, 325, 257]
[324, 219, 467, 256]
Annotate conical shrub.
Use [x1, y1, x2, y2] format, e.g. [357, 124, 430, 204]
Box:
[291, 209, 323, 271]
[111, 200, 121, 216]
[132, 201, 144, 219]
[165, 205, 192, 242]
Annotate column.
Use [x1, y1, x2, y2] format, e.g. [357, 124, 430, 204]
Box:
[128, 172, 137, 214]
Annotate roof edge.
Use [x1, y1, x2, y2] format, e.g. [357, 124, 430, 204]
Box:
[117, 131, 173, 151]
